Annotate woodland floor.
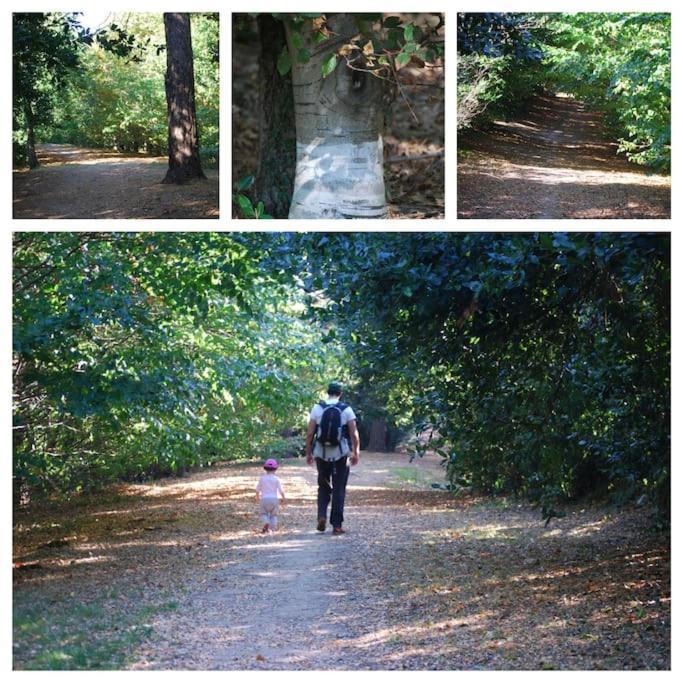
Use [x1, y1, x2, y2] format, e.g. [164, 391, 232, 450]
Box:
[457, 94, 671, 219]
[13, 452, 669, 671]
[233, 39, 445, 220]
[13, 144, 219, 220]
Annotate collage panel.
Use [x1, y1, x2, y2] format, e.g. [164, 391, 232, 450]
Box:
[12, 11, 219, 219]
[456, 12, 671, 219]
[232, 12, 445, 219]
[11, 231, 671, 670]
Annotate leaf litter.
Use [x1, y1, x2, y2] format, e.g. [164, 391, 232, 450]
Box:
[13, 452, 669, 670]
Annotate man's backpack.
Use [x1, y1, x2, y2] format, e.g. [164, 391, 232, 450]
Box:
[316, 401, 348, 448]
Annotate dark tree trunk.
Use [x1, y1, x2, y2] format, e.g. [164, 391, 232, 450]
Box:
[367, 419, 388, 452]
[254, 15, 296, 218]
[24, 102, 39, 169]
[162, 13, 205, 184]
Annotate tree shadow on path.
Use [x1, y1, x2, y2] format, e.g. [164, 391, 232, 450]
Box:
[13, 143, 219, 219]
[457, 95, 670, 219]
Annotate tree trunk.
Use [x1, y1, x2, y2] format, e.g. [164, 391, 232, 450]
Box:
[162, 13, 205, 184]
[255, 15, 296, 218]
[367, 419, 388, 452]
[286, 14, 388, 219]
[24, 102, 39, 169]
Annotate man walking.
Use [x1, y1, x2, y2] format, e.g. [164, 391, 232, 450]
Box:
[305, 382, 360, 534]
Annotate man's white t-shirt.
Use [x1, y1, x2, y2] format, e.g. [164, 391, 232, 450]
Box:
[310, 397, 356, 461]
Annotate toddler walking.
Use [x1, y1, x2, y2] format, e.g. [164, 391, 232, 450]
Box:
[255, 459, 286, 533]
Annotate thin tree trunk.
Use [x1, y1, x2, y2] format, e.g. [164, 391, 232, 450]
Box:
[24, 102, 39, 169]
[286, 14, 388, 219]
[255, 15, 296, 218]
[162, 12, 205, 184]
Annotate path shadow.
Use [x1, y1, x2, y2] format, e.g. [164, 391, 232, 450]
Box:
[13, 143, 219, 219]
[457, 176, 671, 219]
[457, 95, 671, 219]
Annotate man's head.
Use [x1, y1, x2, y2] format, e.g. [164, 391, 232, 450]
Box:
[327, 381, 343, 397]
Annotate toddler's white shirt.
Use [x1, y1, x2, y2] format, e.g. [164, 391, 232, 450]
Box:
[256, 473, 284, 499]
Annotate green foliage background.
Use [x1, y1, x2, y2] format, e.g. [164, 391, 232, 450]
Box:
[13, 233, 344, 500]
[13, 13, 219, 167]
[265, 233, 670, 520]
[14, 233, 670, 524]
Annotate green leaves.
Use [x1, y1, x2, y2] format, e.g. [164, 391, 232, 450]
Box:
[294, 232, 670, 522]
[459, 12, 671, 168]
[395, 51, 411, 69]
[290, 31, 304, 50]
[234, 193, 273, 219]
[13, 233, 343, 498]
[13, 230, 670, 526]
[545, 12, 671, 169]
[13, 13, 219, 168]
[276, 45, 291, 76]
[321, 52, 337, 78]
[236, 193, 253, 216]
[236, 175, 254, 192]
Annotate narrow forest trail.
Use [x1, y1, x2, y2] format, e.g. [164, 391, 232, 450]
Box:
[13, 144, 219, 219]
[457, 94, 671, 219]
[13, 453, 669, 670]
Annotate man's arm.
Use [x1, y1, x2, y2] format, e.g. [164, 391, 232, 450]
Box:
[305, 417, 317, 465]
[348, 419, 360, 466]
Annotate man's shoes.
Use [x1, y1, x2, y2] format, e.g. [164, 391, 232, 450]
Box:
[332, 527, 346, 535]
[316, 517, 326, 532]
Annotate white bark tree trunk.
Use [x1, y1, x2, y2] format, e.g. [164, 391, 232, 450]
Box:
[286, 15, 387, 219]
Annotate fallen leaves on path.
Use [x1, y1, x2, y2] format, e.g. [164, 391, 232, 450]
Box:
[457, 95, 670, 219]
[13, 144, 219, 219]
[13, 453, 670, 670]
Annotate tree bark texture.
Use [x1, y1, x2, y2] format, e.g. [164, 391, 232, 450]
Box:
[286, 14, 387, 219]
[24, 102, 39, 169]
[255, 16, 296, 218]
[367, 419, 388, 452]
[162, 13, 205, 184]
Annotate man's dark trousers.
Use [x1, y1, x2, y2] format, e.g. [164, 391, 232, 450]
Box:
[316, 456, 350, 528]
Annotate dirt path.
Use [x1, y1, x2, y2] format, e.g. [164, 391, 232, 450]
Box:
[13, 452, 670, 670]
[13, 144, 219, 219]
[457, 94, 671, 219]
[129, 454, 443, 670]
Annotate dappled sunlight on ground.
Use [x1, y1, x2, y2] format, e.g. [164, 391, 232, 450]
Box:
[458, 94, 670, 219]
[463, 161, 670, 187]
[13, 143, 219, 219]
[14, 452, 669, 670]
